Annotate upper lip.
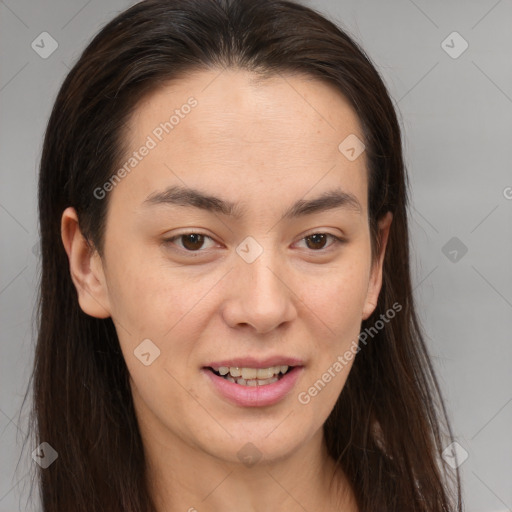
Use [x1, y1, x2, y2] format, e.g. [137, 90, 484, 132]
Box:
[204, 356, 304, 370]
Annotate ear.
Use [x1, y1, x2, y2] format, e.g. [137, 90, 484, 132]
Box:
[362, 211, 393, 321]
[61, 206, 112, 318]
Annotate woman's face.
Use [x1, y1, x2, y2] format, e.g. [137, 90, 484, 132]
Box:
[66, 69, 391, 465]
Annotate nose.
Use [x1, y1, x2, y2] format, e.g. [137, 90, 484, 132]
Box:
[221, 245, 297, 334]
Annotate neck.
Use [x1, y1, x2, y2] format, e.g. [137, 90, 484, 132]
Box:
[139, 413, 357, 512]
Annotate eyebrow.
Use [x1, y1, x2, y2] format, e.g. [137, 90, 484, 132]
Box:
[143, 184, 362, 220]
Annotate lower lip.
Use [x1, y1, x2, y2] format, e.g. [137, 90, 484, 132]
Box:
[202, 366, 304, 407]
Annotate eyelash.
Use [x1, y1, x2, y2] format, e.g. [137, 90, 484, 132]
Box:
[163, 231, 345, 255]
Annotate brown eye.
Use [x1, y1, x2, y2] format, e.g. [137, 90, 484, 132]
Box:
[164, 233, 216, 252]
[304, 233, 328, 250]
[300, 233, 342, 251]
[180, 233, 205, 251]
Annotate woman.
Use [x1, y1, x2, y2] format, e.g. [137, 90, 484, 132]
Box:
[29, 0, 463, 510]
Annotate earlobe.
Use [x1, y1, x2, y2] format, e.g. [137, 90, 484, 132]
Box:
[362, 212, 393, 320]
[61, 206, 112, 319]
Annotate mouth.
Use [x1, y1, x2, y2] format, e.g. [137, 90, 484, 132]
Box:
[201, 359, 304, 407]
[206, 365, 294, 387]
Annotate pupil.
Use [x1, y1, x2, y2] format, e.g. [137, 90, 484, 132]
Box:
[306, 233, 326, 250]
[182, 234, 204, 250]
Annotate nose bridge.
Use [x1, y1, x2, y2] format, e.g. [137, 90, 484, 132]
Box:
[224, 234, 296, 332]
[238, 234, 287, 301]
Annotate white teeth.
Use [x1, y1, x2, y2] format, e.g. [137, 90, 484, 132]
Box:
[258, 376, 279, 385]
[256, 367, 274, 379]
[241, 367, 257, 380]
[215, 366, 289, 378]
[237, 375, 280, 387]
[229, 367, 242, 378]
[213, 365, 291, 385]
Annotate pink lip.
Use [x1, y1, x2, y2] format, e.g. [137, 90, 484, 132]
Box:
[202, 366, 304, 407]
[205, 356, 304, 369]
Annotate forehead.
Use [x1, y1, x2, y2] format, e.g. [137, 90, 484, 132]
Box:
[112, 68, 368, 216]
[130, 68, 363, 151]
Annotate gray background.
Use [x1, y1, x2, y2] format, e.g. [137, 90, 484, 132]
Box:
[1, 0, 511, 510]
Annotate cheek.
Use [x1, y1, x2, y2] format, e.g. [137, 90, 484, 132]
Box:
[103, 241, 195, 334]
[105, 257, 224, 389]
[304, 259, 370, 333]
[294, 263, 369, 421]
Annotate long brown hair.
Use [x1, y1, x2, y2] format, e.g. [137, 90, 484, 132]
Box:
[25, 0, 463, 510]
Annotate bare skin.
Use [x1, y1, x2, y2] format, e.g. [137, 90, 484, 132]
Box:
[61, 68, 391, 512]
